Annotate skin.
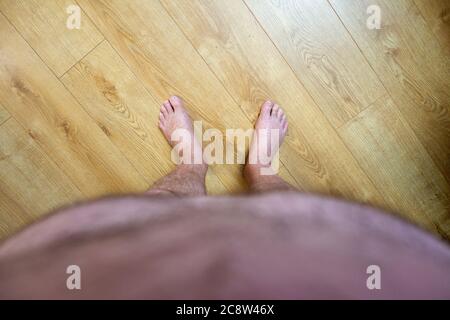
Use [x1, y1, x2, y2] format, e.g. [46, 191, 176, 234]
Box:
[0, 96, 449, 299]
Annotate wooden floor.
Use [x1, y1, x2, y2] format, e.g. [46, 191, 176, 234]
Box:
[0, 0, 449, 240]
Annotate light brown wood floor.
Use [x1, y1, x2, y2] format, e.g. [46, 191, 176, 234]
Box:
[0, 0, 449, 240]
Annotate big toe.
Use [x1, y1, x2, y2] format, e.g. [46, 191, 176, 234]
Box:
[169, 95, 184, 110]
[260, 100, 274, 118]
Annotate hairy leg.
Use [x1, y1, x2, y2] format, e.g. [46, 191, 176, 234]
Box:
[147, 164, 207, 196]
[244, 165, 295, 193]
[245, 101, 295, 193]
[148, 95, 207, 196]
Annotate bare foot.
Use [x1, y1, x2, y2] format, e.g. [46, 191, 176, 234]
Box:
[158, 96, 204, 166]
[245, 101, 288, 176]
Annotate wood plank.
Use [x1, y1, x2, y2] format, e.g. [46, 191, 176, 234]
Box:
[414, 0, 450, 54]
[0, 0, 103, 77]
[0, 103, 10, 125]
[0, 189, 30, 241]
[161, 0, 384, 205]
[0, 118, 83, 240]
[0, 14, 148, 198]
[61, 41, 172, 185]
[244, 0, 385, 128]
[330, 0, 450, 183]
[77, 0, 269, 193]
[278, 165, 300, 191]
[339, 95, 450, 238]
[61, 40, 228, 194]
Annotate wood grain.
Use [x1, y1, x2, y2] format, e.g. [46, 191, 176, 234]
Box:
[0, 118, 83, 239]
[0, 0, 103, 77]
[0, 189, 31, 241]
[244, 0, 385, 128]
[0, 14, 148, 198]
[339, 95, 450, 238]
[61, 41, 173, 184]
[330, 0, 450, 183]
[0, 103, 10, 125]
[414, 0, 450, 54]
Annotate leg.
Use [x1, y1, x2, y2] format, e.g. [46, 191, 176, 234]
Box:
[147, 164, 207, 196]
[148, 95, 207, 196]
[244, 165, 295, 193]
[244, 101, 295, 193]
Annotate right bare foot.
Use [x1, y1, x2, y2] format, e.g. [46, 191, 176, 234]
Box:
[245, 100, 288, 175]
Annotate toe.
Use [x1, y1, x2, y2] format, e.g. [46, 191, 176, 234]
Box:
[271, 104, 280, 117]
[159, 112, 165, 122]
[160, 104, 169, 117]
[260, 100, 273, 117]
[163, 100, 173, 113]
[169, 95, 183, 110]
